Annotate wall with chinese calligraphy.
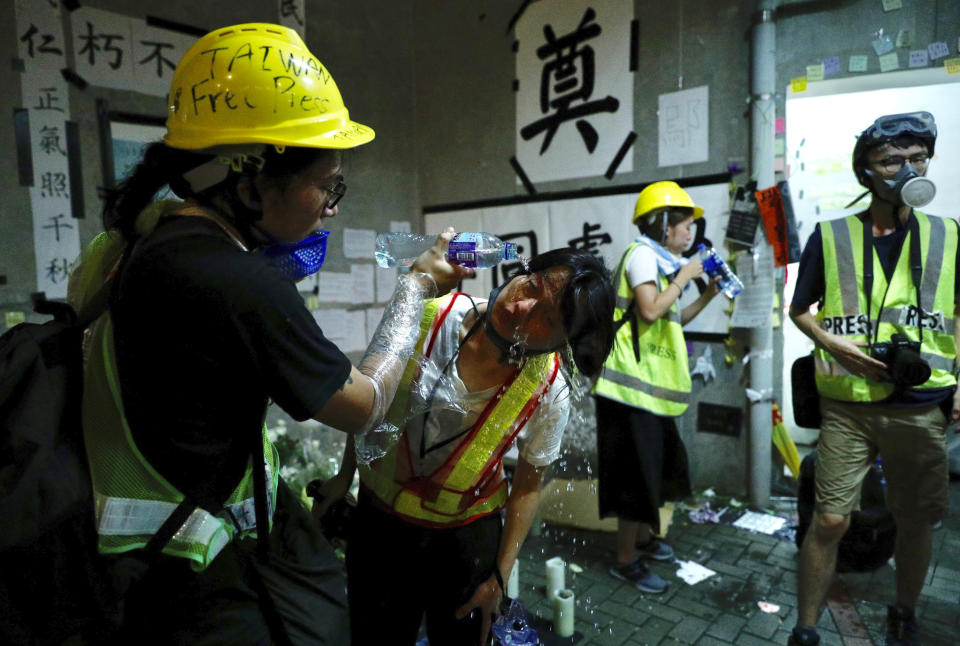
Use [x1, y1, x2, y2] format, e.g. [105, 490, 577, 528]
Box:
[1, 1, 419, 327]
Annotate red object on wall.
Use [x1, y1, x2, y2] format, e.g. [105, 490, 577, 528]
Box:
[754, 186, 789, 267]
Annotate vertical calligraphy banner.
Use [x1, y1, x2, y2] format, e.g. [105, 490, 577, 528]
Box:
[278, 0, 306, 40]
[16, 0, 80, 299]
[515, 0, 634, 183]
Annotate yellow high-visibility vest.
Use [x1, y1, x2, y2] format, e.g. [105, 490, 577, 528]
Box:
[815, 211, 957, 401]
[592, 241, 691, 416]
[359, 293, 559, 527]
[83, 315, 278, 571]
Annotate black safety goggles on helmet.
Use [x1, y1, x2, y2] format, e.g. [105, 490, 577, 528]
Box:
[867, 111, 937, 140]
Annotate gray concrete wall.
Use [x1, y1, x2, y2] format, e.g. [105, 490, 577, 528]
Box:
[2, 0, 955, 496]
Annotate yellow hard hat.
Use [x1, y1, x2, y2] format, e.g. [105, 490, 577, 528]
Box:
[164, 23, 374, 151]
[632, 181, 704, 224]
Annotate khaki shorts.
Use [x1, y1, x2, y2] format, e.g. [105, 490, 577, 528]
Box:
[815, 396, 950, 522]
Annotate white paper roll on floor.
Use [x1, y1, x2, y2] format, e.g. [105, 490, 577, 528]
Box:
[553, 588, 575, 637]
[545, 556, 565, 599]
[507, 561, 519, 598]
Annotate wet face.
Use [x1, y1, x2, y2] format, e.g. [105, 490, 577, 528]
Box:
[256, 157, 343, 243]
[488, 267, 570, 354]
[664, 215, 695, 255]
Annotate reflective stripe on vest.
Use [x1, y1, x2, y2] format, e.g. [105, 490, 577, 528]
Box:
[815, 212, 957, 401]
[83, 315, 279, 570]
[592, 241, 691, 416]
[359, 293, 559, 527]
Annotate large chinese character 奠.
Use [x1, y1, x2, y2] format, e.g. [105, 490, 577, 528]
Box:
[520, 8, 620, 155]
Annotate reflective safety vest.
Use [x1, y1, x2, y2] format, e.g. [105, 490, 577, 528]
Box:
[815, 211, 957, 401]
[82, 315, 279, 571]
[592, 241, 691, 416]
[358, 293, 560, 527]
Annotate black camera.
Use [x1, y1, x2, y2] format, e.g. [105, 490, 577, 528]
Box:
[869, 333, 931, 387]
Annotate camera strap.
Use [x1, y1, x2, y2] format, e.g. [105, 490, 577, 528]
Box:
[861, 211, 923, 348]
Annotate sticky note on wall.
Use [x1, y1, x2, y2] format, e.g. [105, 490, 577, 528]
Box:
[908, 49, 929, 68]
[945, 58, 960, 75]
[878, 52, 899, 72]
[849, 55, 868, 72]
[790, 77, 807, 92]
[805, 64, 825, 82]
[928, 41, 950, 60]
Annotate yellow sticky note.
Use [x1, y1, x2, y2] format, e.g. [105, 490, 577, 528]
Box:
[878, 52, 899, 72]
[805, 64, 825, 82]
[4, 311, 25, 329]
[305, 295, 319, 310]
[882, 0, 902, 11]
[945, 58, 960, 74]
[790, 76, 807, 93]
[775, 138, 786, 156]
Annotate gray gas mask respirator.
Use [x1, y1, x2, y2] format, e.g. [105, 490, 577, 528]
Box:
[866, 163, 936, 209]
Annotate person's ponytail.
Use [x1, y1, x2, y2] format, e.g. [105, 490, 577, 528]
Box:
[101, 142, 209, 241]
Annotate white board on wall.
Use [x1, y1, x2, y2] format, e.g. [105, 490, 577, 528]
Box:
[783, 67, 960, 442]
[423, 182, 734, 334]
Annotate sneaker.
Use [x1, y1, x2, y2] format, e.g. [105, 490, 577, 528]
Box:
[636, 537, 675, 561]
[787, 626, 820, 645]
[885, 605, 919, 646]
[608, 557, 669, 594]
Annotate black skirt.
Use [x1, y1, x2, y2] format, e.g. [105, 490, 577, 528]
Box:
[594, 395, 692, 533]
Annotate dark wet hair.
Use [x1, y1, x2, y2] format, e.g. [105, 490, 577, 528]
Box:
[101, 142, 341, 241]
[637, 207, 694, 243]
[526, 248, 616, 379]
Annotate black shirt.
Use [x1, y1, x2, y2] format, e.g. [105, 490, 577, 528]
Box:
[111, 217, 352, 506]
[791, 213, 960, 407]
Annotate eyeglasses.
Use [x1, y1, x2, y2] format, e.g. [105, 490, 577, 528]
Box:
[871, 153, 930, 174]
[322, 175, 346, 209]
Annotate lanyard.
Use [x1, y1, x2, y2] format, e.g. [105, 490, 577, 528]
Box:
[861, 211, 923, 347]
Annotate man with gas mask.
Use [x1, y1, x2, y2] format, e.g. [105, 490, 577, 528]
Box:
[313, 248, 615, 646]
[788, 112, 960, 646]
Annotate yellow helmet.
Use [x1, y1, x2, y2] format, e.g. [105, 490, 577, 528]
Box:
[632, 181, 704, 224]
[164, 23, 374, 151]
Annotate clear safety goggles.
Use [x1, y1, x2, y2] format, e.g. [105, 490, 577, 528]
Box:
[869, 111, 937, 139]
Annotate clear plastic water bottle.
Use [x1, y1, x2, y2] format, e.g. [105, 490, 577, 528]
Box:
[697, 243, 743, 298]
[375, 232, 518, 269]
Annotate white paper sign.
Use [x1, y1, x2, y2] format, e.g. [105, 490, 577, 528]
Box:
[365, 307, 385, 343]
[515, 0, 634, 183]
[658, 86, 709, 167]
[343, 228, 376, 259]
[316, 271, 354, 303]
[729, 247, 774, 328]
[131, 21, 195, 97]
[69, 8, 194, 97]
[350, 264, 375, 304]
[71, 7, 135, 91]
[375, 267, 398, 303]
[277, 0, 306, 38]
[16, 0, 80, 300]
[390, 220, 412, 233]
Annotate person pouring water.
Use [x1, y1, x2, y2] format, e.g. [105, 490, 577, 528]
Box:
[592, 181, 722, 594]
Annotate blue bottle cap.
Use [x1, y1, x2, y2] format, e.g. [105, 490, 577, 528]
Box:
[504, 241, 519, 260]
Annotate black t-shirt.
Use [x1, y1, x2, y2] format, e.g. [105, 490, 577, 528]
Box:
[111, 217, 352, 506]
[791, 213, 960, 407]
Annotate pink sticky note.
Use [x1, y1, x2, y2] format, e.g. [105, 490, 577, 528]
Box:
[775, 118, 786, 135]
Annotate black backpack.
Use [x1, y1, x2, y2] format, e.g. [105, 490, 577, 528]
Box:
[0, 294, 115, 644]
[795, 450, 897, 573]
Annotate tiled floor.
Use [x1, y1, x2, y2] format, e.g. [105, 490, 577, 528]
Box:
[510, 480, 960, 646]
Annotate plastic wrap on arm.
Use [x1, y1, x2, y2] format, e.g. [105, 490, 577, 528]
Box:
[353, 273, 437, 461]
